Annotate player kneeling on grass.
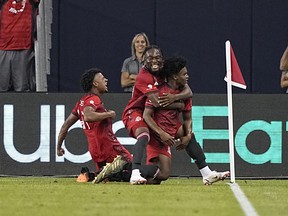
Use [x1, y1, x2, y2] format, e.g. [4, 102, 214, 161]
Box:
[143, 56, 230, 185]
[57, 68, 159, 184]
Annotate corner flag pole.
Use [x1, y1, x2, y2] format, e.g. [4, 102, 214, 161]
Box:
[225, 40, 236, 183]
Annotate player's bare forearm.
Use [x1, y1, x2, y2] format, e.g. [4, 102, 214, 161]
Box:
[182, 111, 192, 135]
[121, 72, 136, 88]
[177, 84, 193, 100]
[57, 129, 67, 156]
[84, 107, 115, 122]
[143, 108, 163, 135]
[146, 91, 161, 107]
[158, 84, 192, 107]
[143, 107, 175, 146]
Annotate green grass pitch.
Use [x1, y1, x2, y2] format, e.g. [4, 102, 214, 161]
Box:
[0, 177, 287, 216]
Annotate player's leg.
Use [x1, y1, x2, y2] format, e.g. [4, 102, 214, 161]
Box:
[104, 145, 133, 182]
[176, 126, 230, 185]
[132, 126, 150, 169]
[154, 154, 171, 181]
[92, 143, 133, 183]
[105, 162, 132, 182]
[129, 125, 150, 184]
[123, 110, 151, 183]
[185, 134, 229, 185]
[145, 140, 172, 184]
[93, 155, 129, 184]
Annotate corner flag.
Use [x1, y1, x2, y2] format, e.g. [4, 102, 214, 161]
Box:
[225, 40, 247, 184]
[224, 42, 247, 89]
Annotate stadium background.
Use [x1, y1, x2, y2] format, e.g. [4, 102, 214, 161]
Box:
[1, 0, 288, 178]
[0, 94, 287, 178]
[49, 0, 288, 93]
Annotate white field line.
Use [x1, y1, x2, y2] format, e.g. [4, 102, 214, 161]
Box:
[228, 183, 259, 216]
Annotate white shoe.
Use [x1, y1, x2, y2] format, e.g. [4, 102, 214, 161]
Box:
[203, 171, 230, 185]
[129, 169, 147, 185]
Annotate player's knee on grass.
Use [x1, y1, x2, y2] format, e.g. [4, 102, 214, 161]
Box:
[156, 154, 171, 181]
[156, 171, 170, 181]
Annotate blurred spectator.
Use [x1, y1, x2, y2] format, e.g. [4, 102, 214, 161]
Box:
[0, 0, 39, 92]
[280, 46, 288, 92]
[120, 32, 150, 93]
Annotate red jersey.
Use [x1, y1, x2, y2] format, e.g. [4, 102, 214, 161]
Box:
[145, 83, 192, 163]
[122, 67, 161, 116]
[72, 94, 121, 163]
[145, 83, 192, 137]
[0, 0, 36, 50]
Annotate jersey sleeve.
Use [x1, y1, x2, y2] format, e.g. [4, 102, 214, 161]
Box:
[145, 97, 154, 108]
[183, 98, 192, 112]
[135, 69, 158, 95]
[121, 58, 129, 72]
[84, 95, 101, 110]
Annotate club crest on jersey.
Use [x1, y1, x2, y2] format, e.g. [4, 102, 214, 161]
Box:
[9, 0, 27, 14]
[135, 116, 142, 122]
[147, 84, 153, 90]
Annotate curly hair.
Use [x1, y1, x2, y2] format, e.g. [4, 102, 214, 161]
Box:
[161, 56, 187, 79]
[80, 68, 102, 93]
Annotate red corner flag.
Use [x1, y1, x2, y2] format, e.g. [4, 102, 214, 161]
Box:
[224, 40, 247, 183]
[224, 42, 247, 89]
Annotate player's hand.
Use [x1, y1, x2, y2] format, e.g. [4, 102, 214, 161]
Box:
[107, 110, 116, 119]
[57, 148, 65, 156]
[159, 131, 175, 147]
[158, 93, 176, 107]
[175, 135, 190, 151]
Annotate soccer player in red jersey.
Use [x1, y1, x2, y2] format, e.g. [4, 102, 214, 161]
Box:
[143, 56, 230, 185]
[57, 68, 132, 182]
[122, 45, 193, 184]
[57, 68, 159, 184]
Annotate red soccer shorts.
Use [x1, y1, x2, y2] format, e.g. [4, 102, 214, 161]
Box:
[146, 136, 171, 164]
[122, 109, 148, 138]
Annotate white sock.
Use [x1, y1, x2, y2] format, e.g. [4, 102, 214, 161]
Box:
[200, 166, 213, 178]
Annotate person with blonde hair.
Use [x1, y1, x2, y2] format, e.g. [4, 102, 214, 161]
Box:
[280, 46, 288, 92]
[122, 45, 193, 184]
[120, 32, 150, 93]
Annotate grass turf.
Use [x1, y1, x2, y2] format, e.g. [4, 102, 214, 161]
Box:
[0, 177, 287, 216]
[238, 180, 288, 216]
